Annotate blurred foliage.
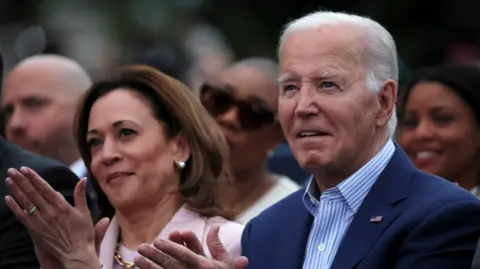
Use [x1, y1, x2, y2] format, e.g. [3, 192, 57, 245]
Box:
[1, 0, 480, 72]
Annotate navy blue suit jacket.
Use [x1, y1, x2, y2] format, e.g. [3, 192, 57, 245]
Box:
[241, 146, 480, 269]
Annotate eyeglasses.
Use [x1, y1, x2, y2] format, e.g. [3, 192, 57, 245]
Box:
[199, 84, 277, 131]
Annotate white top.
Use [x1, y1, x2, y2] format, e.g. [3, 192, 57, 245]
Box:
[100, 205, 244, 269]
[69, 158, 87, 178]
[235, 175, 300, 224]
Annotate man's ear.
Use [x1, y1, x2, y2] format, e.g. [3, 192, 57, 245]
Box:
[376, 79, 397, 129]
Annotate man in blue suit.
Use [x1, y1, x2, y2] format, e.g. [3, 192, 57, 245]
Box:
[132, 11, 480, 269]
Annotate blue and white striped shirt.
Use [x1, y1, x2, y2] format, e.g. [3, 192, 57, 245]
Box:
[302, 140, 395, 269]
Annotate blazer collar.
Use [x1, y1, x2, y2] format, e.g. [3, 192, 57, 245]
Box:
[268, 190, 313, 269]
[98, 205, 208, 269]
[330, 144, 415, 269]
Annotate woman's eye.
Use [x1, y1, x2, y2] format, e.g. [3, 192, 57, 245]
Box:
[87, 138, 102, 149]
[401, 117, 418, 129]
[432, 114, 454, 126]
[119, 128, 136, 137]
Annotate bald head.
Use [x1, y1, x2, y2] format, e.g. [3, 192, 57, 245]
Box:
[6, 54, 91, 99]
[1, 54, 92, 165]
[230, 57, 279, 83]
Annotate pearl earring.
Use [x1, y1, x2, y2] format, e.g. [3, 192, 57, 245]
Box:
[174, 160, 186, 170]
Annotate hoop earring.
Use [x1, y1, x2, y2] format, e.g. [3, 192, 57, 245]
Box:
[174, 160, 186, 170]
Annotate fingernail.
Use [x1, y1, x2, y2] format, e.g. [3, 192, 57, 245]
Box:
[5, 177, 11, 185]
[133, 256, 146, 266]
[7, 168, 16, 176]
[137, 244, 150, 253]
[20, 167, 28, 174]
[153, 239, 163, 249]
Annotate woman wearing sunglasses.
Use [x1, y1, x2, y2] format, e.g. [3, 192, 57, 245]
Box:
[200, 58, 300, 224]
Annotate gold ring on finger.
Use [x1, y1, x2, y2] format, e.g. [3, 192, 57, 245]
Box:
[28, 205, 37, 215]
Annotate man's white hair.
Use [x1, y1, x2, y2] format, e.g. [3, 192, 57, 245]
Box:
[278, 11, 398, 137]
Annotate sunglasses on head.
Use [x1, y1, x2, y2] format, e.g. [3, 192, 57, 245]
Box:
[199, 84, 277, 131]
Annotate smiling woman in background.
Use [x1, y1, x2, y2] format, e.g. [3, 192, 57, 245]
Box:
[4, 65, 243, 269]
[398, 65, 480, 195]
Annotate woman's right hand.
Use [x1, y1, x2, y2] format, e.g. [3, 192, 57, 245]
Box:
[3, 167, 108, 268]
[33, 218, 110, 269]
[134, 225, 248, 269]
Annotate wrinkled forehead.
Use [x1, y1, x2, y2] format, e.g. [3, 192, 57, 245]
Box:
[279, 26, 368, 79]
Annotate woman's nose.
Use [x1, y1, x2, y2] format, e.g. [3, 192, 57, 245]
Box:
[100, 139, 122, 165]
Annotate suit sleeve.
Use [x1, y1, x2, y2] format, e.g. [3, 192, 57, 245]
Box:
[395, 200, 480, 269]
[241, 220, 253, 258]
[0, 165, 78, 269]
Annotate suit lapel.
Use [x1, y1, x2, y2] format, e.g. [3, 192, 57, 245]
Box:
[272, 191, 313, 268]
[99, 217, 119, 269]
[330, 146, 415, 269]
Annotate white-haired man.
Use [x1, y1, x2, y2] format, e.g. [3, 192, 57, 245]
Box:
[99, 11, 480, 269]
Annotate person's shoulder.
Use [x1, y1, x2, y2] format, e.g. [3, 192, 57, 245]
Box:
[399, 169, 480, 225]
[273, 174, 301, 190]
[249, 188, 306, 224]
[410, 169, 479, 204]
[2, 139, 79, 186]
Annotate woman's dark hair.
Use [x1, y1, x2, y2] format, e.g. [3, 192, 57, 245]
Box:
[74, 65, 233, 220]
[398, 65, 480, 184]
[399, 65, 480, 125]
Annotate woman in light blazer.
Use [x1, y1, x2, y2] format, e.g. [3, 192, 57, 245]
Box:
[4, 66, 243, 269]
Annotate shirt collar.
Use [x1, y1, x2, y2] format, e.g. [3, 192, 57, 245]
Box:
[69, 159, 87, 178]
[303, 139, 396, 215]
[471, 185, 480, 198]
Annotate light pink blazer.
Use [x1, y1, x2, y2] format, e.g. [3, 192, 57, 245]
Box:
[98, 205, 244, 269]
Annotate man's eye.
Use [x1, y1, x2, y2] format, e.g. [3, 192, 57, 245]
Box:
[320, 82, 337, 89]
[283, 85, 298, 92]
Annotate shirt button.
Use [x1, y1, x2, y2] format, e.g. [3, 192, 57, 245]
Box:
[317, 243, 326, 252]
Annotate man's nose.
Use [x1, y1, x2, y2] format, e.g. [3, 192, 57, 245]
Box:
[6, 109, 28, 134]
[294, 87, 320, 118]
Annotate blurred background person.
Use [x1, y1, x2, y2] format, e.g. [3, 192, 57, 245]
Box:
[199, 58, 300, 224]
[1, 54, 92, 179]
[182, 24, 235, 94]
[0, 51, 82, 269]
[4, 65, 244, 269]
[134, 41, 192, 85]
[398, 65, 480, 195]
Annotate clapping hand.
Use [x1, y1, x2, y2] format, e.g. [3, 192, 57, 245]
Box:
[4, 167, 109, 268]
[134, 225, 248, 269]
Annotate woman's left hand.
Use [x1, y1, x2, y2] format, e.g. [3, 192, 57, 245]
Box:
[4, 166, 98, 265]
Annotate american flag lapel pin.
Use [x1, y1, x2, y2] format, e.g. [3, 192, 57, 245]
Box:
[370, 216, 383, 223]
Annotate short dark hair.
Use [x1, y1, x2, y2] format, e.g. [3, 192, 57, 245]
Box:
[400, 65, 480, 125]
